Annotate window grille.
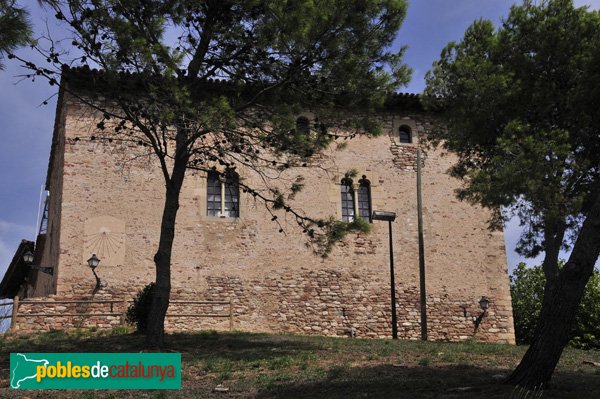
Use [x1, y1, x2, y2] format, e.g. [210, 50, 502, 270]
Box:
[399, 125, 412, 143]
[341, 178, 354, 222]
[207, 170, 239, 218]
[358, 178, 371, 221]
[223, 174, 239, 218]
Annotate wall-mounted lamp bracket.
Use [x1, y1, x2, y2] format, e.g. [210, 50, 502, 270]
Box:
[22, 251, 54, 275]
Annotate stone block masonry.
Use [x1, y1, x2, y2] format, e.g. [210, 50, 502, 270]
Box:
[11, 290, 233, 335]
[13, 268, 513, 344]
[198, 269, 512, 343]
[16, 89, 515, 344]
[12, 294, 126, 334]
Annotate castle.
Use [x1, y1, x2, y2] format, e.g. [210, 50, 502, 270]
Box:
[0, 71, 515, 343]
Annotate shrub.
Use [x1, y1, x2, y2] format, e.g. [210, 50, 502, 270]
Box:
[509, 263, 545, 345]
[110, 326, 131, 335]
[510, 262, 600, 349]
[126, 283, 155, 333]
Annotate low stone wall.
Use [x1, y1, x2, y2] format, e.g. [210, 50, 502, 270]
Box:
[12, 294, 126, 334]
[11, 294, 232, 335]
[201, 269, 514, 343]
[12, 268, 514, 344]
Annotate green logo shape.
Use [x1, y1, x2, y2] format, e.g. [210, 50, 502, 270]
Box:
[10, 353, 181, 389]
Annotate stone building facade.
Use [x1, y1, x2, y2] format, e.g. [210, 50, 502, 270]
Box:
[3, 79, 515, 343]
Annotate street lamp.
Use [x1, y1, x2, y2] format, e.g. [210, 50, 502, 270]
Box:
[22, 250, 54, 275]
[87, 254, 103, 289]
[372, 210, 398, 339]
[479, 296, 490, 311]
[461, 296, 490, 332]
[23, 250, 34, 264]
[473, 296, 490, 332]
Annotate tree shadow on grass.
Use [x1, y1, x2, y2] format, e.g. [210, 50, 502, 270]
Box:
[0, 330, 320, 368]
[2, 332, 598, 399]
[253, 363, 600, 399]
[167, 331, 322, 364]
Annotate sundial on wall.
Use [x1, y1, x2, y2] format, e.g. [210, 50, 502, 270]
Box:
[83, 216, 126, 266]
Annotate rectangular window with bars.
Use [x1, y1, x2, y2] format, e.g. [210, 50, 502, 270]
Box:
[207, 173, 222, 217]
[358, 183, 371, 221]
[223, 178, 239, 218]
[341, 182, 354, 222]
[207, 171, 239, 218]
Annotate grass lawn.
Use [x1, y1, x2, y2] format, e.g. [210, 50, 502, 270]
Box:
[0, 329, 599, 398]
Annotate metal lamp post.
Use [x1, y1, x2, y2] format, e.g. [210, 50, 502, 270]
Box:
[372, 210, 398, 339]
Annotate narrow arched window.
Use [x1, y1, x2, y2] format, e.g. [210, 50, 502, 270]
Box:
[223, 172, 239, 218]
[358, 176, 371, 222]
[207, 170, 239, 218]
[207, 170, 221, 217]
[296, 116, 310, 135]
[340, 177, 354, 222]
[399, 125, 412, 144]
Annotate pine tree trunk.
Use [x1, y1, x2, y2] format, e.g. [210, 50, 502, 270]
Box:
[505, 275, 587, 388]
[506, 194, 600, 388]
[145, 154, 188, 348]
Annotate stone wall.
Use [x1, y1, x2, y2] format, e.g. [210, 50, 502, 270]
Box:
[15, 268, 512, 344]
[19, 91, 516, 344]
[12, 294, 125, 334]
[12, 290, 233, 335]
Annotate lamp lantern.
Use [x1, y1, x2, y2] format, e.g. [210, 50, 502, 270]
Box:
[371, 210, 397, 222]
[87, 254, 100, 270]
[479, 296, 490, 311]
[22, 250, 54, 275]
[23, 250, 35, 264]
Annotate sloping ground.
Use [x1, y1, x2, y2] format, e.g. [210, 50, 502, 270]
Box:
[0, 329, 598, 398]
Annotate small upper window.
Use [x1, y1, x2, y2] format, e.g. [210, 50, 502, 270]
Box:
[296, 116, 310, 135]
[207, 170, 239, 218]
[399, 125, 412, 144]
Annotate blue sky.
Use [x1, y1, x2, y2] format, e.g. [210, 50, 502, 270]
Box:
[1, 0, 599, 279]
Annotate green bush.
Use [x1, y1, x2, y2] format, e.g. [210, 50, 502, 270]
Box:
[126, 283, 155, 333]
[510, 262, 600, 349]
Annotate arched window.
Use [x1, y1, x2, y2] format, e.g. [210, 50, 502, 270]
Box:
[340, 175, 372, 223]
[296, 116, 310, 135]
[223, 172, 239, 218]
[357, 176, 371, 221]
[207, 171, 221, 217]
[340, 178, 354, 222]
[207, 170, 239, 218]
[399, 125, 412, 144]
